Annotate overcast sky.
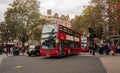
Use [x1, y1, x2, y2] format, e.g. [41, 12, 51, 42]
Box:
[0, 0, 90, 21]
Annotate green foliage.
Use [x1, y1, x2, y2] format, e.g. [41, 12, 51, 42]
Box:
[0, 22, 8, 42]
[73, 0, 120, 36]
[109, 0, 120, 2]
[109, 0, 120, 34]
[73, 0, 110, 37]
[33, 28, 41, 42]
[73, 4, 106, 34]
[4, 0, 41, 42]
[91, 0, 120, 35]
[29, 18, 47, 42]
[73, 16, 81, 32]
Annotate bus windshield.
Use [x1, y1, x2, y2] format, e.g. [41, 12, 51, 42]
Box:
[41, 24, 58, 50]
[81, 36, 87, 48]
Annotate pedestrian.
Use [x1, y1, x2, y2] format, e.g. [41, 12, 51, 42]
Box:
[103, 43, 109, 55]
[92, 42, 97, 56]
[22, 47, 26, 55]
[3, 47, 8, 56]
[13, 46, 19, 56]
[116, 44, 120, 55]
[117, 44, 120, 54]
[10, 47, 13, 54]
[92, 46, 95, 56]
[98, 44, 103, 55]
[88, 43, 93, 55]
[110, 43, 116, 56]
[0, 46, 3, 55]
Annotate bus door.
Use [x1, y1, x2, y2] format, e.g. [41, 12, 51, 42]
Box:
[59, 40, 64, 56]
[70, 42, 74, 54]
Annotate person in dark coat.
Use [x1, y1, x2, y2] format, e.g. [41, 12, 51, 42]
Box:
[103, 43, 110, 55]
[0, 46, 3, 55]
[98, 44, 104, 55]
[88, 43, 93, 55]
[117, 44, 120, 54]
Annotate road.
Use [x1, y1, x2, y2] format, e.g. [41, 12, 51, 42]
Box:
[0, 55, 107, 73]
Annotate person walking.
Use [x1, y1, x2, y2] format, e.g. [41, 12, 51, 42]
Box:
[103, 42, 110, 55]
[88, 40, 95, 56]
[98, 44, 104, 55]
[10, 47, 13, 54]
[22, 47, 26, 55]
[0, 46, 3, 55]
[92, 42, 97, 56]
[3, 47, 8, 56]
[110, 43, 116, 56]
[98, 39, 104, 55]
[117, 44, 120, 55]
[88, 42, 93, 55]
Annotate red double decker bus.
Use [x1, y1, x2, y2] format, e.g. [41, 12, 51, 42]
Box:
[81, 35, 89, 52]
[40, 23, 81, 57]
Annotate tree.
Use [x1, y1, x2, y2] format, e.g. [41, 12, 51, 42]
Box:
[4, 0, 41, 42]
[30, 18, 47, 42]
[108, 0, 120, 34]
[0, 22, 9, 43]
[73, 4, 106, 36]
[73, 16, 81, 32]
[92, 0, 120, 35]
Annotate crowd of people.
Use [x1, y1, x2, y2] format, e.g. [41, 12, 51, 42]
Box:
[88, 40, 120, 56]
[0, 45, 27, 56]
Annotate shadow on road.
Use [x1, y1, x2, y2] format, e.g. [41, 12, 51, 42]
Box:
[42, 55, 80, 59]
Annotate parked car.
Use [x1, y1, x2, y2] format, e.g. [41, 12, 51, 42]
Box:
[27, 45, 40, 56]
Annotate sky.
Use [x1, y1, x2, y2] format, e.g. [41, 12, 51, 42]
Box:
[0, 0, 90, 21]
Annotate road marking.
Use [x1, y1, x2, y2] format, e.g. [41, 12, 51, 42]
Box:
[14, 65, 23, 69]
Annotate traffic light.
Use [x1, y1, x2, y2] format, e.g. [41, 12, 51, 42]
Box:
[21, 35, 29, 42]
[100, 27, 103, 35]
[99, 27, 103, 38]
[119, 30, 120, 35]
[93, 31, 97, 38]
[89, 28, 93, 39]
[89, 28, 93, 33]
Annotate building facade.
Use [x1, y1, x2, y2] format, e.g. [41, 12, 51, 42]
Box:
[41, 9, 74, 28]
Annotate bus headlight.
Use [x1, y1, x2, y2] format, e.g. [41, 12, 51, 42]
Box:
[55, 51, 59, 54]
[56, 39, 59, 43]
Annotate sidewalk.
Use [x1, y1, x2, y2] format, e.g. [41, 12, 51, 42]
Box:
[81, 52, 120, 73]
[100, 56, 120, 73]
